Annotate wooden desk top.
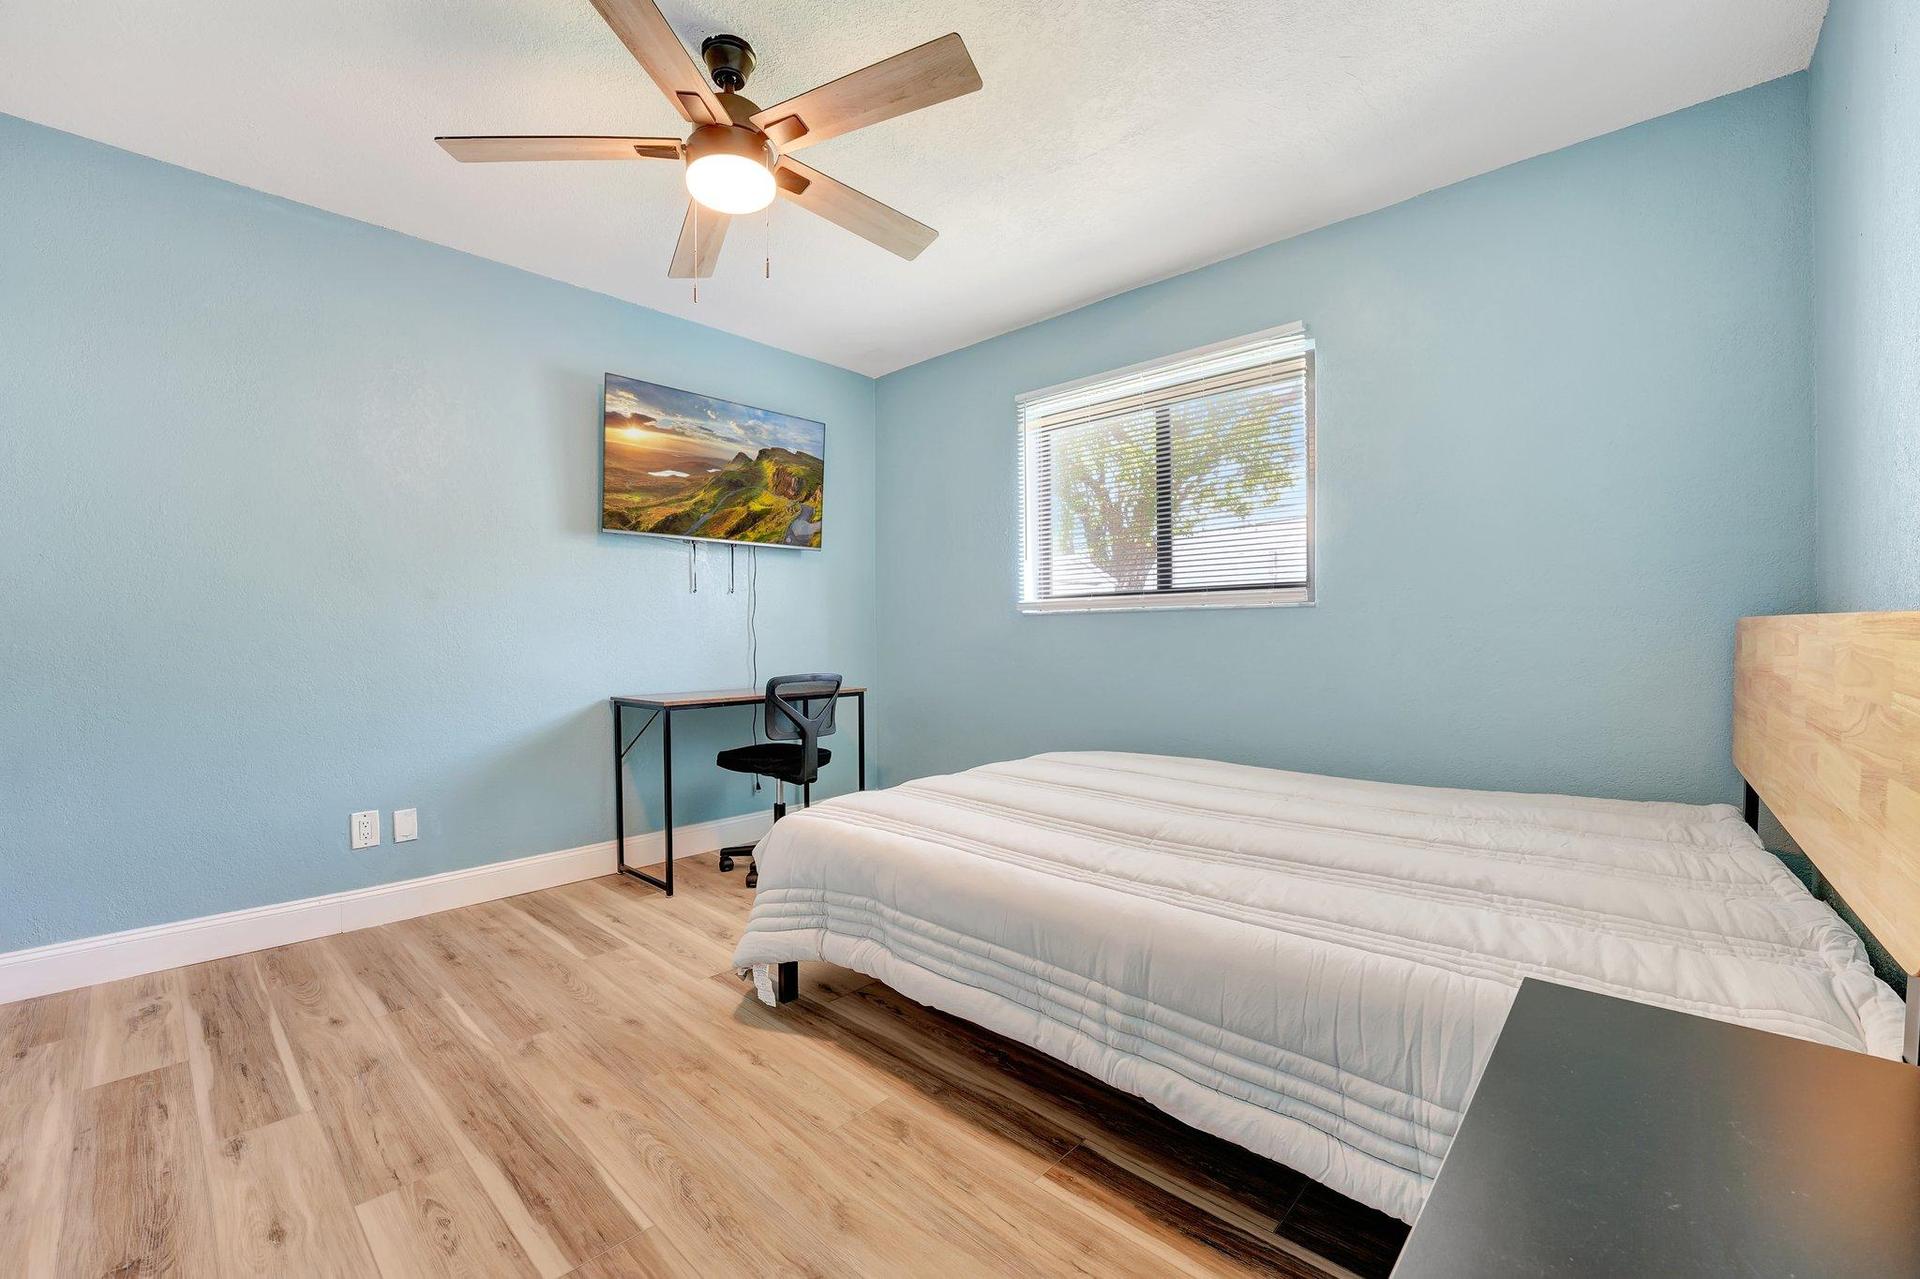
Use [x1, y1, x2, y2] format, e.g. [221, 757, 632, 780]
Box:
[1393, 979, 1920, 1278]
[611, 685, 866, 710]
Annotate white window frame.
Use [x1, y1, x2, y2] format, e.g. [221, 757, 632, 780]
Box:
[1015, 323, 1316, 615]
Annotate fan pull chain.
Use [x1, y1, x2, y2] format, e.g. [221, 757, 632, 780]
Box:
[691, 203, 701, 304]
[764, 201, 772, 280]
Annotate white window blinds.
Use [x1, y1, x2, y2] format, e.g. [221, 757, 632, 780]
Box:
[1017, 324, 1315, 612]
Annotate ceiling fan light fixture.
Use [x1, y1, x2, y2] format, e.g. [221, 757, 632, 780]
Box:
[683, 125, 775, 215]
[434, 2, 982, 273]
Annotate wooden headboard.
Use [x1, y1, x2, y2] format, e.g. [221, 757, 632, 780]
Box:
[1734, 612, 1920, 979]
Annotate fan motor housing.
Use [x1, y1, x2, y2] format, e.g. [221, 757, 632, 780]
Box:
[701, 34, 755, 93]
[683, 123, 773, 169]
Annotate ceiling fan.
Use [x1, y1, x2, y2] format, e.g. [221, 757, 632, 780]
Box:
[436, 0, 982, 279]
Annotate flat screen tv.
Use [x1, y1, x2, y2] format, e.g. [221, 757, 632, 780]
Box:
[601, 373, 825, 550]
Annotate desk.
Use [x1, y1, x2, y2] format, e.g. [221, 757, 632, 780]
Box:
[609, 686, 867, 895]
[1392, 978, 1920, 1277]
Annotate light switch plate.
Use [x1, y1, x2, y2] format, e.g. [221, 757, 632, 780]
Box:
[350, 810, 380, 850]
[393, 808, 418, 843]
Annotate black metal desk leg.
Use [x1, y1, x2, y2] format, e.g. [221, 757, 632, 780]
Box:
[613, 702, 670, 895]
[662, 707, 674, 895]
[613, 702, 627, 874]
[857, 690, 867, 791]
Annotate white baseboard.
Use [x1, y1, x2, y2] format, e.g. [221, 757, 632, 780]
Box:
[0, 811, 770, 1006]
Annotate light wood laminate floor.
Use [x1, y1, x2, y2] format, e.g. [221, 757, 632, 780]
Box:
[0, 853, 1407, 1278]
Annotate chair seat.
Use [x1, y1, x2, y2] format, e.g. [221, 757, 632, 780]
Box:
[715, 742, 831, 786]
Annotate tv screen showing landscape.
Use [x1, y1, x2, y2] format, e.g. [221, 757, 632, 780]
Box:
[601, 374, 824, 549]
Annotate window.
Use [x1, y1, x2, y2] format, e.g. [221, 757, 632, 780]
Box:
[1017, 324, 1315, 613]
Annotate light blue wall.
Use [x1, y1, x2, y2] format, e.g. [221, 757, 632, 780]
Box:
[873, 76, 1814, 805]
[0, 114, 876, 952]
[1810, 1, 1920, 611]
[0, 71, 1829, 952]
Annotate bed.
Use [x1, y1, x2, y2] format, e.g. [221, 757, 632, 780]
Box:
[731, 612, 1920, 1225]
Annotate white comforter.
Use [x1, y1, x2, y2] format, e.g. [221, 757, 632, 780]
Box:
[730, 752, 1906, 1222]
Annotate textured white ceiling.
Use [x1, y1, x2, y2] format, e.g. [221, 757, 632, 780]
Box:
[0, 1, 1827, 375]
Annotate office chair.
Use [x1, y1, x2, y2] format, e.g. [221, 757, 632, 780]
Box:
[715, 673, 841, 888]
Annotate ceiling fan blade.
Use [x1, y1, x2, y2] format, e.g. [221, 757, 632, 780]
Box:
[668, 202, 730, 278]
[587, 0, 727, 126]
[436, 136, 682, 162]
[752, 33, 981, 151]
[775, 158, 936, 260]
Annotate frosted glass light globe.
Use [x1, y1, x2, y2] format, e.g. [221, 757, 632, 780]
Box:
[685, 152, 775, 215]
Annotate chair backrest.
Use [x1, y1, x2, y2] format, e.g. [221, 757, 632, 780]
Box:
[764, 673, 840, 787]
[765, 673, 841, 743]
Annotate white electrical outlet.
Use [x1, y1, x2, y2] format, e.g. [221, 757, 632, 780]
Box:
[350, 810, 380, 850]
[393, 808, 418, 843]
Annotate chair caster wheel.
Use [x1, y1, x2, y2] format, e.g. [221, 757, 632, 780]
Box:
[718, 854, 735, 872]
[745, 866, 758, 888]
